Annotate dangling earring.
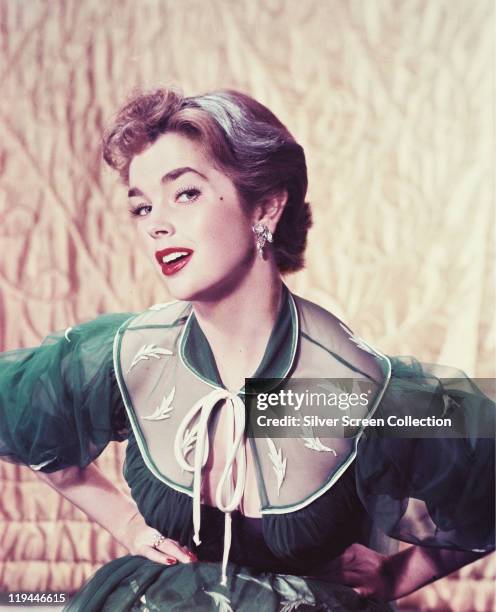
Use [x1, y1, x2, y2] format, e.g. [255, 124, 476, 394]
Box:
[252, 222, 273, 259]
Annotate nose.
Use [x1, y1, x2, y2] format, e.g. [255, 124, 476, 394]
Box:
[148, 223, 175, 239]
[146, 215, 176, 240]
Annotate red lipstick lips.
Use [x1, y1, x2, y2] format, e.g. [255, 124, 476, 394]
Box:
[155, 247, 194, 276]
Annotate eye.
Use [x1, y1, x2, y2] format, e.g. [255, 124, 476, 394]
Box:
[128, 203, 152, 217]
[175, 187, 201, 204]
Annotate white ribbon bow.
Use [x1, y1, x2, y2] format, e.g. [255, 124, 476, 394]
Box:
[174, 387, 247, 586]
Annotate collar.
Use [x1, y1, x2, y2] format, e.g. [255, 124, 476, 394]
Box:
[179, 283, 299, 393]
[176, 283, 299, 585]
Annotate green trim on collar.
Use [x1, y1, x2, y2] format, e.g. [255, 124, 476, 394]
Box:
[301, 331, 379, 380]
[180, 284, 299, 394]
[112, 315, 195, 496]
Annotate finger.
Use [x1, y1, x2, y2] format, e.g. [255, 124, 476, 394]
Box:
[158, 539, 196, 563]
[352, 586, 373, 599]
[321, 547, 356, 573]
[144, 548, 178, 565]
[180, 544, 199, 562]
[314, 563, 363, 586]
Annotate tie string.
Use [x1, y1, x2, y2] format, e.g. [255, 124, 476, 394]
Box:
[174, 388, 247, 586]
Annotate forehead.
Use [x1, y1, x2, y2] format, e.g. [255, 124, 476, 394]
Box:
[128, 132, 210, 186]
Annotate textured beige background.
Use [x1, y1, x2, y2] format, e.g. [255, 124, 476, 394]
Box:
[0, 0, 494, 609]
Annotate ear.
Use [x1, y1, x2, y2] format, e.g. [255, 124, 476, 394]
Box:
[254, 190, 288, 232]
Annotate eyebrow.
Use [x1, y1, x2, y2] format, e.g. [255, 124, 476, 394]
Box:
[128, 166, 208, 198]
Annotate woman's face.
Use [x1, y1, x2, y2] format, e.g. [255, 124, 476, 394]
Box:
[128, 132, 258, 302]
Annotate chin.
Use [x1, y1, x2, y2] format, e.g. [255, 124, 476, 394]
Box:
[162, 283, 198, 303]
[159, 258, 252, 304]
[168, 278, 242, 305]
[160, 277, 213, 303]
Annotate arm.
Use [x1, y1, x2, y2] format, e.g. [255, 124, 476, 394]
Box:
[312, 542, 490, 601]
[33, 462, 197, 565]
[382, 544, 490, 601]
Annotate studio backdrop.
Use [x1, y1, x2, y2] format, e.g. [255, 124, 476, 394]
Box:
[0, 1, 494, 610]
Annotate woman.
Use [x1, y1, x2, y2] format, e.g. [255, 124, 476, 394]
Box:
[0, 88, 494, 611]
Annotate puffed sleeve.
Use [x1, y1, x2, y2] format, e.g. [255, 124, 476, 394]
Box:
[0, 313, 134, 472]
[356, 356, 495, 553]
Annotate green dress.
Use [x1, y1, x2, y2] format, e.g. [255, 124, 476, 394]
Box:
[1, 285, 494, 611]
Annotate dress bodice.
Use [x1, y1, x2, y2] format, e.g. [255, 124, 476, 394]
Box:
[114, 284, 394, 584]
[124, 427, 372, 573]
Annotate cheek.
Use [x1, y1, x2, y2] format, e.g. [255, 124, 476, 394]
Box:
[198, 201, 252, 246]
[136, 226, 152, 251]
[209, 218, 252, 255]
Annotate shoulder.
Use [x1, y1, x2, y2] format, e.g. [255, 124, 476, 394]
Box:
[114, 300, 192, 376]
[292, 293, 343, 329]
[291, 291, 389, 380]
[292, 292, 360, 350]
[68, 300, 190, 341]
[124, 299, 191, 329]
[63, 312, 136, 346]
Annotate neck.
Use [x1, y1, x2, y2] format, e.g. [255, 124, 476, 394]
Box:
[191, 260, 284, 387]
[193, 263, 283, 342]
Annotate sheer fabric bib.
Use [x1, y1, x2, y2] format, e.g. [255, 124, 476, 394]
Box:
[113, 286, 391, 583]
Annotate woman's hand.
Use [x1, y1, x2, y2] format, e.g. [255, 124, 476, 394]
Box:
[310, 543, 395, 601]
[121, 511, 198, 566]
[34, 465, 199, 567]
[312, 542, 491, 602]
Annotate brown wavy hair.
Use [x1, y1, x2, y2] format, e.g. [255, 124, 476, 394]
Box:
[103, 88, 312, 274]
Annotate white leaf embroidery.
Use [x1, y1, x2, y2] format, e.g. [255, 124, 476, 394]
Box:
[237, 574, 272, 591]
[279, 598, 316, 612]
[127, 344, 173, 372]
[29, 458, 55, 471]
[129, 579, 140, 594]
[64, 327, 72, 342]
[275, 576, 317, 610]
[204, 590, 234, 612]
[182, 425, 198, 456]
[338, 321, 379, 357]
[302, 437, 337, 455]
[142, 386, 176, 421]
[137, 587, 162, 611]
[442, 394, 460, 417]
[266, 438, 287, 495]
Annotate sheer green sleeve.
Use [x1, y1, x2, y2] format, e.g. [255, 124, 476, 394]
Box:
[356, 356, 495, 553]
[0, 313, 133, 472]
